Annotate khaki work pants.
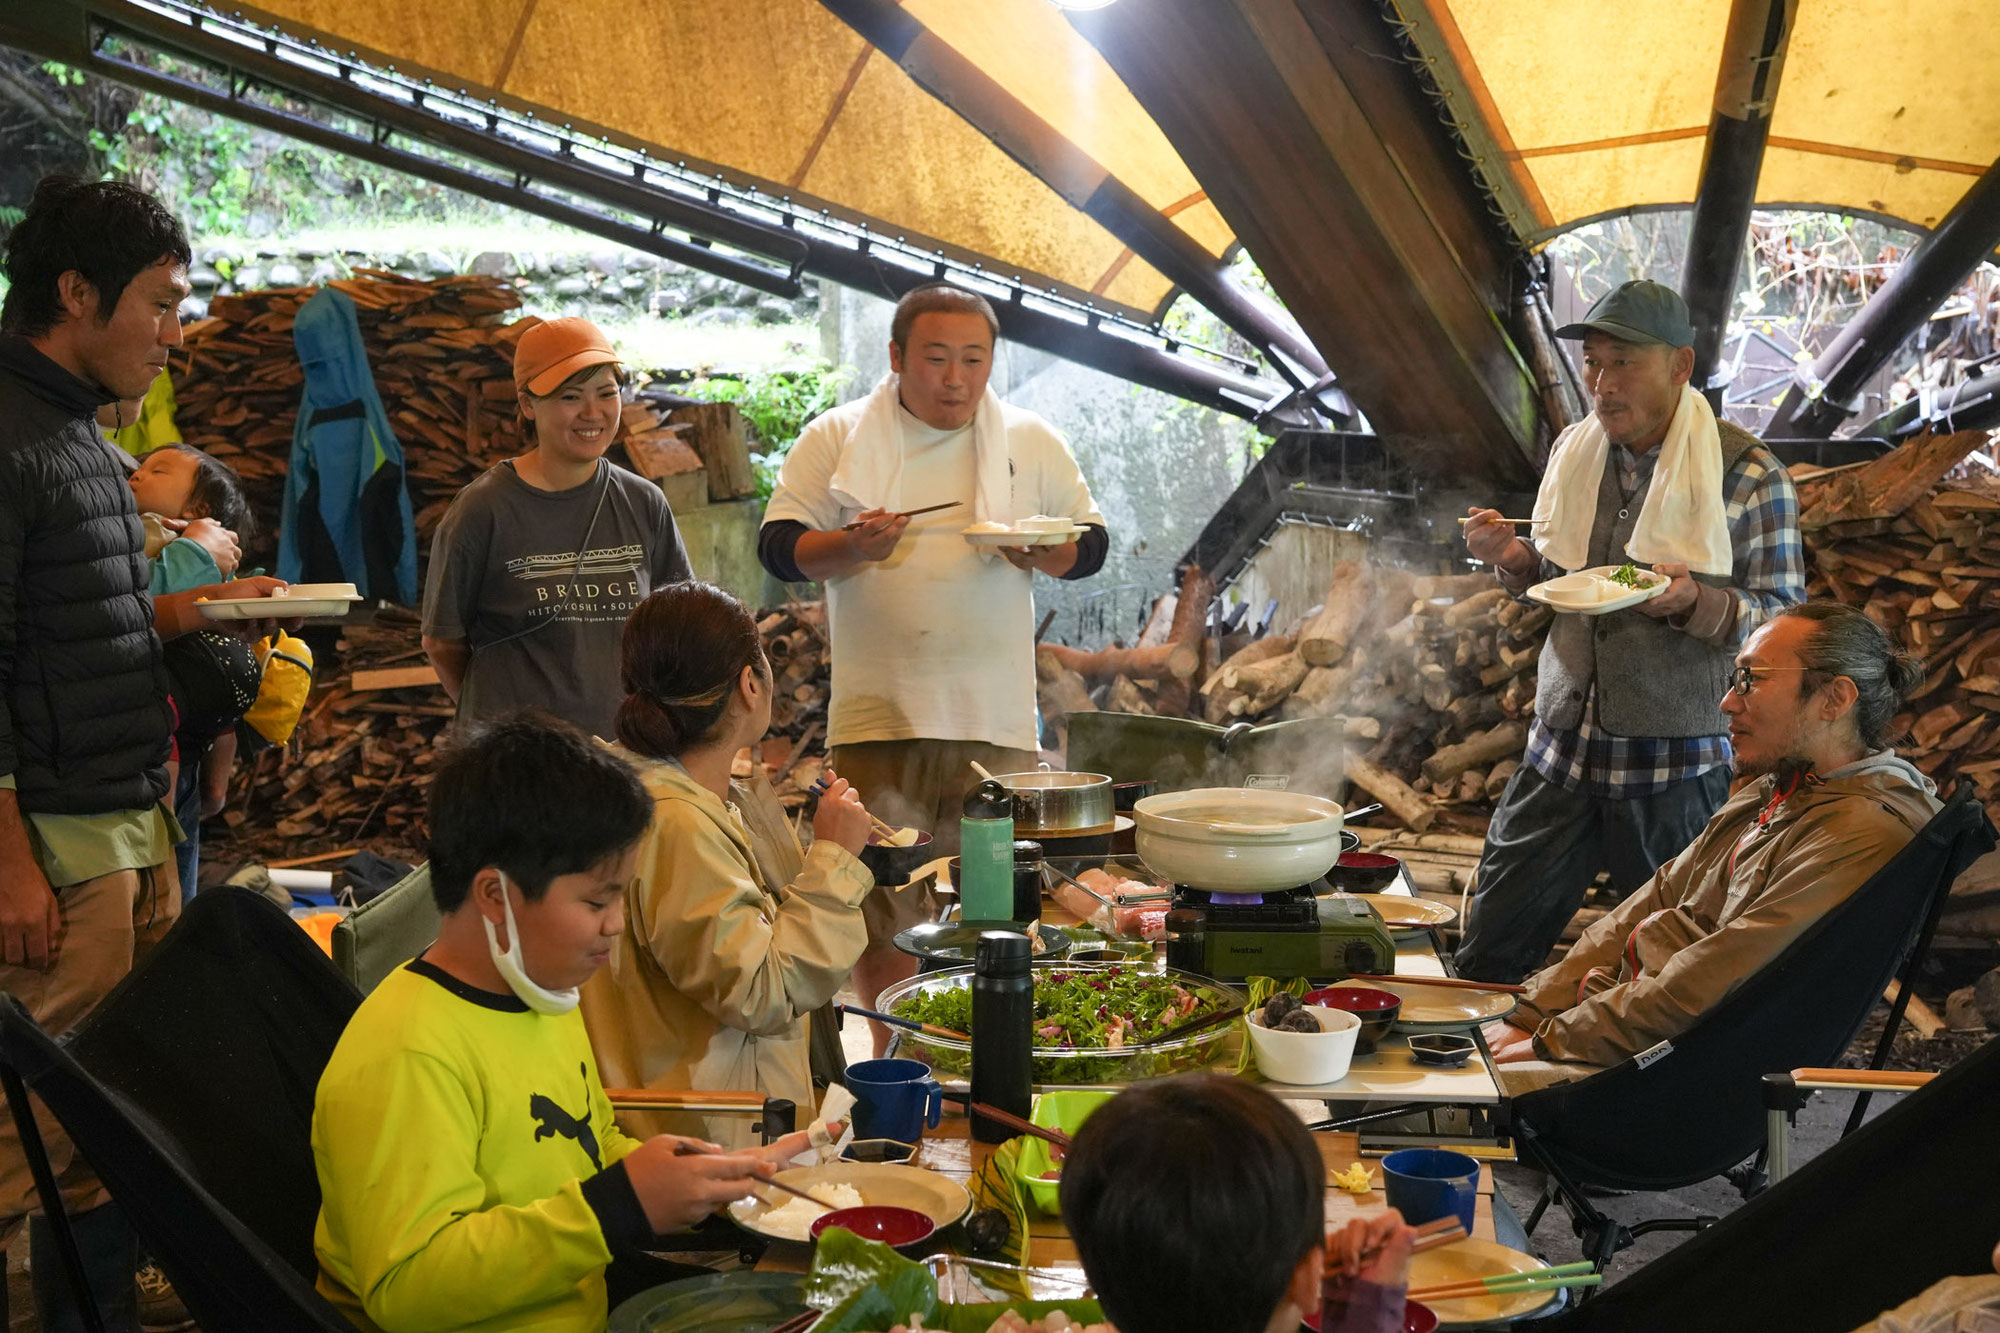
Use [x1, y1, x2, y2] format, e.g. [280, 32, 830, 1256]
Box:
[0, 860, 181, 1252]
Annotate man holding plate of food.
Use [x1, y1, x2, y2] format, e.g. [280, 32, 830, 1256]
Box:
[1458, 280, 1806, 984]
[759, 282, 1107, 1048]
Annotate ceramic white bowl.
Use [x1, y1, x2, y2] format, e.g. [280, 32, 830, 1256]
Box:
[1246, 1006, 1361, 1085]
[1539, 572, 1601, 601]
[1132, 787, 1346, 891]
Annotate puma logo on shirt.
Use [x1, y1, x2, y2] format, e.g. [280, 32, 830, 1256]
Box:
[527, 1063, 601, 1169]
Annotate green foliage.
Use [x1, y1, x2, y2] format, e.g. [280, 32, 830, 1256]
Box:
[681, 361, 853, 499]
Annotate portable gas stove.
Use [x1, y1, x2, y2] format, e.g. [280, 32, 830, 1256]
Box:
[1165, 883, 1395, 983]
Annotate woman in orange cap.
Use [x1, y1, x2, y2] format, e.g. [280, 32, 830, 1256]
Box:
[421, 317, 692, 737]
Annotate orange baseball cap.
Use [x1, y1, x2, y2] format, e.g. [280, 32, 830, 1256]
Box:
[513, 317, 621, 396]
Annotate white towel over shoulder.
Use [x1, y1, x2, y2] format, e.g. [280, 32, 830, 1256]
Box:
[1531, 384, 1732, 576]
[826, 371, 1011, 558]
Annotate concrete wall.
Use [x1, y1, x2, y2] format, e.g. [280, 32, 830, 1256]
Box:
[819, 282, 1263, 646]
[671, 493, 782, 609]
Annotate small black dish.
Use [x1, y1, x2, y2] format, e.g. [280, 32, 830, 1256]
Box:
[1407, 1034, 1477, 1067]
[859, 830, 936, 887]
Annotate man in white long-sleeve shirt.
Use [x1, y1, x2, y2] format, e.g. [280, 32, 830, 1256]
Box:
[758, 283, 1107, 1043]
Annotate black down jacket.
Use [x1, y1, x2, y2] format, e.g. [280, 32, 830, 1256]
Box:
[0, 334, 172, 815]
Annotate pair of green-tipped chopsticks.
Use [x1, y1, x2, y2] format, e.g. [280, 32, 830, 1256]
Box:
[1409, 1260, 1601, 1302]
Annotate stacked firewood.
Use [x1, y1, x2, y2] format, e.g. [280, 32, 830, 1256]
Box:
[1036, 560, 1551, 833]
[1794, 430, 2000, 827]
[208, 605, 443, 867]
[171, 271, 704, 570]
[752, 602, 835, 809]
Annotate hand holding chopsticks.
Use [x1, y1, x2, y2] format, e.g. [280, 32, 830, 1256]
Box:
[1457, 515, 1538, 526]
[1326, 1215, 1466, 1278]
[843, 500, 961, 530]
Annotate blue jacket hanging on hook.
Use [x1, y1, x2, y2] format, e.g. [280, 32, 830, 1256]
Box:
[278, 286, 418, 604]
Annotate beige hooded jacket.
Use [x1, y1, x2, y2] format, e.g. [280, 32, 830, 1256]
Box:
[579, 748, 873, 1146]
[1517, 751, 1940, 1067]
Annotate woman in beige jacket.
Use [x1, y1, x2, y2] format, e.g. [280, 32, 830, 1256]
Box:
[579, 581, 877, 1146]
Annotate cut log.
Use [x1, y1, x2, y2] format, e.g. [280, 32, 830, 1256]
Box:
[1225, 651, 1309, 716]
[1344, 754, 1436, 833]
[1412, 572, 1498, 601]
[1040, 641, 1200, 684]
[1484, 759, 1519, 800]
[1297, 560, 1376, 666]
[1106, 676, 1156, 716]
[1422, 722, 1530, 786]
[1036, 645, 1097, 745]
[349, 666, 441, 692]
[667, 401, 757, 501]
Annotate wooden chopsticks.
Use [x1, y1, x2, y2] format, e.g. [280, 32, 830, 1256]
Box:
[1345, 974, 1529, 996]
[1408, 1261, 1601, 1302]
[762, 1310, 821, 1333]
[843, 500, 962, 529]
[1326, 1216, 1466, 1277]
[963, 1099, 1073, 1151]
[672, 1142, 833, 1211]
[835, 1001, 968, 1043]
[1456, 516, 1538, 525]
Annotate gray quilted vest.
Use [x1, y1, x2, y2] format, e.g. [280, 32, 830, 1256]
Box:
[1534, 422, 1763, 739]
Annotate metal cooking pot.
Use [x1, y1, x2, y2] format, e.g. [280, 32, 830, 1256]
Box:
[991, 764, 1114, 838]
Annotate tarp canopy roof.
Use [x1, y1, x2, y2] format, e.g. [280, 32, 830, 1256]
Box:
[1399, 0, 2000, 245]
[221, 0, 1232, 324]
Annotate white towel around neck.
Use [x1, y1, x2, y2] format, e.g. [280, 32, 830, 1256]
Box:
[1531, 383, 1733, 576]
[826, 371, 1012, 559]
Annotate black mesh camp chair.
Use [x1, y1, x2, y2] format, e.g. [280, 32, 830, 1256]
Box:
[1542, 1023, 2000, 1332]
[0, 887, 360, 1332]
[1501, 782, 1994, 1275]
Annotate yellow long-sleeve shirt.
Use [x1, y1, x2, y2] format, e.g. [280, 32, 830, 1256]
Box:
[312, 960, 649, 1333]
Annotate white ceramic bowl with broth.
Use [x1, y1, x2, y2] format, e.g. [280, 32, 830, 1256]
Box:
[1132, 787, 1346, 891]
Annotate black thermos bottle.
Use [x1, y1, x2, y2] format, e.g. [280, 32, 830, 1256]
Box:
[971, 930, 1033, 1144]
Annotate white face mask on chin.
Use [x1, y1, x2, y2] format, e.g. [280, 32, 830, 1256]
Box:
[483, 871, 581, 1016]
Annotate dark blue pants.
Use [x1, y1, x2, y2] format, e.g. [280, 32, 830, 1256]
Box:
[172, 756, 202, 902]
[1454, 763, 1732, 984]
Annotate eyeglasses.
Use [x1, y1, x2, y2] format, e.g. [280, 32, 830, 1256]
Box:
[1728, 665, 1814, 696]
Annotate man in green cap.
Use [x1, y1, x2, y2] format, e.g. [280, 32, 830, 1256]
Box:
[1457, 279, 1807, 983]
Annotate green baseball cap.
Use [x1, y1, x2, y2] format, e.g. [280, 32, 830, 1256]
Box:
[1554, 279, 1696, 348]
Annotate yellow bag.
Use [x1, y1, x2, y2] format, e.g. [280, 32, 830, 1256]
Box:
[241, 629, 315, 751]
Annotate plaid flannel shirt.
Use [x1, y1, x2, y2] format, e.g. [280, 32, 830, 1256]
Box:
[1516, 439, 1806, 799]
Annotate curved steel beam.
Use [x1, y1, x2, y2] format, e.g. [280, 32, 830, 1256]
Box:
[816, 0, 1338, 403]
[1768, 153, 2000, 437]
[1681, 0, 1795, 405]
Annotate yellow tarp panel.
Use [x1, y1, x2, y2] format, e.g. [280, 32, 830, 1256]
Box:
[1413, 0, 2000, 244]
[231, 0, 1219, 320]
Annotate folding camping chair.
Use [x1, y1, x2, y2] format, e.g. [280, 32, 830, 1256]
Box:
[1541, 1032, 2000, 1332]
[1501, 782, 1994, 1277]
[0, 887, 803, 1331]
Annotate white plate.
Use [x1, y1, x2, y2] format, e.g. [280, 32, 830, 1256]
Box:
[1368, 980, 1517, 1030]
[1526, 564, 1670, 616]
[1411, 1238, 1559, 1327]
[726, 1162, 971, 1243]
[196, 595, 360, 620]
[963, 527, 1081, 547]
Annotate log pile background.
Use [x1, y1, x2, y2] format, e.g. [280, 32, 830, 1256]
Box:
[170, 271, 713, 571]
[1037, 561, 1554, 836]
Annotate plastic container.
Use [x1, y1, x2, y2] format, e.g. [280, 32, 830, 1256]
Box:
[1013, 1090, 1114, 1216]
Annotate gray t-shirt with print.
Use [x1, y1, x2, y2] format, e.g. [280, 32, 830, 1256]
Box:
[421, 459, 691, 738]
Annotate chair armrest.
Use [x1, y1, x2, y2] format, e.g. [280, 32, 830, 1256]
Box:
[604, 1088, 770, 1113]
[1787, 1068, 1936, 1092]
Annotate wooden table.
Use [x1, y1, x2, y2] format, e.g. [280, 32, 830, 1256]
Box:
[756, 1107, 1497, 1276]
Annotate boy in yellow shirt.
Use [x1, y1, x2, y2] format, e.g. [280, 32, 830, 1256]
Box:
[312, 716, 802, 1333]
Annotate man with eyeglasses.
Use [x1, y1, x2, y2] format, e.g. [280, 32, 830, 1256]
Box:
[1459, 281, 1807, 983]
[1480, 603, 1941, 1093]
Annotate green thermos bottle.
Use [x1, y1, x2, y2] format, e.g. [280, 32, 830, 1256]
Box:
[959, 780, 1016, 921]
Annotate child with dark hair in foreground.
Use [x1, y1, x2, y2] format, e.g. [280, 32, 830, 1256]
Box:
[311, 716, 809, 1333]
[1061, 1073, 1416, 1333]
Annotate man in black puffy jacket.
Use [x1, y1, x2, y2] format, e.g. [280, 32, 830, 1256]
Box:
[0, 175, 287, 1332]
